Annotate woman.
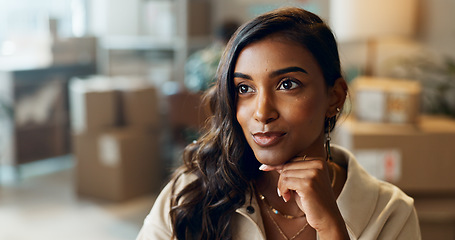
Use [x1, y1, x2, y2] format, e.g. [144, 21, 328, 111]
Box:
[137, 7, 421, 240]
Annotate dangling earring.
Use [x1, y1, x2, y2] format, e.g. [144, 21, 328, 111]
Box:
[325, 117, 333, 162]
[325, 108, 340, 162]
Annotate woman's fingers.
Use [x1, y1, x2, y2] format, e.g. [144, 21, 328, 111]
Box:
[259, 157, 346, 235]
[259, 158, 331, 202]
[258, 164, 282, 171]
[278, 167, 330, 202]
[258, 156, 324, 171]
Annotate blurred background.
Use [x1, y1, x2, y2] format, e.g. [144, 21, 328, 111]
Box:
[0, 0, 454, 239]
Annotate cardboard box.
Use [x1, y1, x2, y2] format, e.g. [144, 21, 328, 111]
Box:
[73, 127, 163, 201]
[166, 91, 208, 130]
[16, 123, 69, 164]
[69, 77, 119, 133]
[333, 115, 455, 194]
[120, 87, 160, 127]
[352, 77, 421, 124]
[415, 197, 455, 240]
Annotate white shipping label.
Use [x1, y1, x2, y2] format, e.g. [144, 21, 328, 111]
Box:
[98, 135, 120, 167]
[354, 149, 402, 182]
[356, 90, 386, 122]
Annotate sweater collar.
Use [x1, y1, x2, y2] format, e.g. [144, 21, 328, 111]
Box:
[333, 145, 380, 239]
[235, 191, 266, 239]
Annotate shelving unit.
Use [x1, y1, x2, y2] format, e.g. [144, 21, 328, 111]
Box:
[92, 0, 213, 84]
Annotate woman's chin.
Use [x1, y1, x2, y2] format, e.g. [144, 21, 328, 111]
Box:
[254, 153, 290, 167]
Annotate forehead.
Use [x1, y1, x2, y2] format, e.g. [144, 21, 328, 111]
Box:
[234, 35, 321, 75]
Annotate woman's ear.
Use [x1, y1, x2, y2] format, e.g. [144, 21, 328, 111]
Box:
[326, 78, 347, 117]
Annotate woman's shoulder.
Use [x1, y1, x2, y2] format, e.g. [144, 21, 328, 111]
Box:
[335, 145, 414, 206]
[360, 178, 420, 239]
[136, 170, 198, 240]
[333, 145, 420, 239]
[171, 169, 199, 191]
[154, 170, 199, 208]
[334, 145, 414, 209]
[372, 176, 415, 218]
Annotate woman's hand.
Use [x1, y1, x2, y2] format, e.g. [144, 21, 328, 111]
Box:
[259, 157, 349, 239]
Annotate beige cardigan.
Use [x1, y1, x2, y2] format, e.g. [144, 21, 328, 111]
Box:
[136, 145, 421, 239]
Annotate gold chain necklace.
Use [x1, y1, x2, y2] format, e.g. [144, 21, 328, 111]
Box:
[258, 193, 306, 219]
[264, 203, 309, 240]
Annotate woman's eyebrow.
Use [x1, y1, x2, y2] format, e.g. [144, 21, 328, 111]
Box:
[270, 66, 308, 78]
[233, 66, 307, 80]
[233, 72, 252, 80]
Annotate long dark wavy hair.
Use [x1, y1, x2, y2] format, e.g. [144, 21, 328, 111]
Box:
[169, 7, 343, 240]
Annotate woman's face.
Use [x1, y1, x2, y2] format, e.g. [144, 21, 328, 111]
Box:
[234, 36, 333, 166]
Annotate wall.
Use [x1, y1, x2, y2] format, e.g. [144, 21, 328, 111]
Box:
[212, 0, 454, 78]
[338, 0, 455, 77]
[87, 0, 141, 36]
[417, 0, 455, 59]
[212, 0, 329, 28]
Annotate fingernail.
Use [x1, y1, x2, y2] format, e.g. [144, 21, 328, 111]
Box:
[277, 188, 281, 197]
[259, 164, 267, 171]
[283, 197, 288, 203]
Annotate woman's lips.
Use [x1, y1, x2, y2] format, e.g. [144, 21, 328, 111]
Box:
[252, 132, 286, 147]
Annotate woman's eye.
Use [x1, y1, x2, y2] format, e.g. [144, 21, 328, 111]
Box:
[237, 84, 253, 94]
[278, 79, 299, 90]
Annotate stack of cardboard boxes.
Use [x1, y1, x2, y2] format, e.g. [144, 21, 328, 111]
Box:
[334, 77, 455, 239]
[70, 76, 163, 201]
[351, 76, 421, 124]
[334, 115, 455, 192]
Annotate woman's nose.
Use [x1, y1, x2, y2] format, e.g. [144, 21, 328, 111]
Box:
[254, 91, 279, 124]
